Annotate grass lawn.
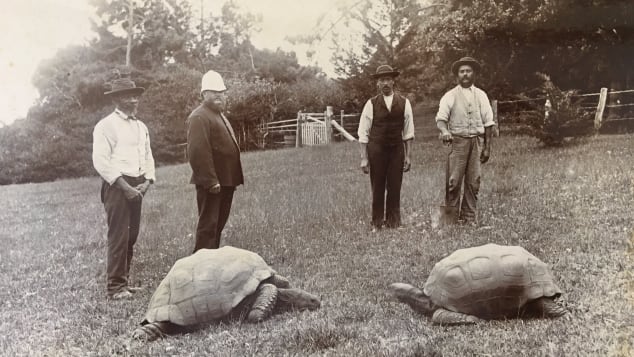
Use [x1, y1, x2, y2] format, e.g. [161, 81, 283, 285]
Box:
[0, 132, 632, 356]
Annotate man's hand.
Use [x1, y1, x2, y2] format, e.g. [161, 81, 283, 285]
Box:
[439, 131, 453, 145]
[403, 156, 411, 172]
[135, 181, 151, 195]
[208, 183, 221, 194]
[480, 146, 490, 163]
[123, 186, 143, 201]
[360, 158, 370, 174]
[114, 177, 143, 201]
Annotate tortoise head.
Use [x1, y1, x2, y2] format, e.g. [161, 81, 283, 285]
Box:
[389, 283, 435, 316]
[276, 288, 321, 312]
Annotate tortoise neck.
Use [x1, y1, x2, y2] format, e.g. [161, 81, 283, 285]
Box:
[276, 288, 320, 312]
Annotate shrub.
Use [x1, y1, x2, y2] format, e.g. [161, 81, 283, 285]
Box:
[527, 73, 595, 146]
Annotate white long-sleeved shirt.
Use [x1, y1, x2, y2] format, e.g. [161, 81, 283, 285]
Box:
[357, 94, 415, 144]
[92, 109, 156, 184]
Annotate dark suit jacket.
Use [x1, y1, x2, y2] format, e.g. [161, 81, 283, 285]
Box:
[187, 104, 244, 188]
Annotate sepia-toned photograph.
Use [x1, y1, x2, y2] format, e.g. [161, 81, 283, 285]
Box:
[1, 0, 632, 356]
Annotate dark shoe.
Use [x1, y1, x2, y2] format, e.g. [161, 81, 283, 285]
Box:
[109, 289, 133, 300]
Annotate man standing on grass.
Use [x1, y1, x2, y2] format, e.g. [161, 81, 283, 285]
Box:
[358, 65, 414, 231]
[93, 76, 155, 300]
[435, 57, 495, 225]
[187, 70, 243, 252]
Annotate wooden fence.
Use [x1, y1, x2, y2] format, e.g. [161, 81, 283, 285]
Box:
[493, 88, 634, 134]
[260, 107, 360, 148]
[259, 86, 634, 149]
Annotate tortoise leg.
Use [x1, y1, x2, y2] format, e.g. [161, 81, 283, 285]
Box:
[247, 283, 278, 322]
[432, 308, 481, 325]
[531, 297, 567, 318]
[132, 322, 172, 341]
[268, 274, 291, 288]
[388, 283, 435, 316]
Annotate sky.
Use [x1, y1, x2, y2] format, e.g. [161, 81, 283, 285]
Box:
[0, 0, 358, 126]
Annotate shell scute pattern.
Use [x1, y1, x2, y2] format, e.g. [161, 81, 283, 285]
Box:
[500, 254, 525, 277]
[444, 267, 467, 289]
[467, 257, 493, 280]
[423, 244, 561, 319]
[143, 246, 275, 326]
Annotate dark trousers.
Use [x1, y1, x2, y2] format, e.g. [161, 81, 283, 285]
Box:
[101, 175, 145, 295]
[367, 142, 404, 228]
[194, 185, 235, 252]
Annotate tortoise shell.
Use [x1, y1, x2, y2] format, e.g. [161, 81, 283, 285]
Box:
[423, 244, 561, 319]
[143, 246, 276, 326]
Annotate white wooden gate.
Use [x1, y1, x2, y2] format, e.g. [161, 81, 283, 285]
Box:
[300, 113, 330, 146]
[261, 107, 358, 148]
[301, 121, 327, 146]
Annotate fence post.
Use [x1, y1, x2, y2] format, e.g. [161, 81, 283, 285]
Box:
[491, 99, 499, 137]
[296, 111, 303, 148]
[594, 87, 608, 130]
[325, 106, 333, 144]
[340, 109, 345, 128]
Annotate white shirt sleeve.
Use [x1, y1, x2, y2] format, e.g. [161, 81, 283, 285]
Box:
[141, 123, 156, 182]
[435, 90, 454, 122]
[402, 99, 414, 141]
[478, 90, 495, 127]
[92, 121, 120, 185]
[357, 99, 373, 144]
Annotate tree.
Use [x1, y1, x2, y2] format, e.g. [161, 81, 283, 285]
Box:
[330, 0, 436, 102]
[417, 0, 634, 98]
[0, 0, 345, 184]
[90, 0, 194, 69]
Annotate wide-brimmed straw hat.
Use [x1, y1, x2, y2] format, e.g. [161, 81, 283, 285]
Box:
[104, 78, 145, 97]
[451, 57, 481, 75]
[371, 65, 400, 78]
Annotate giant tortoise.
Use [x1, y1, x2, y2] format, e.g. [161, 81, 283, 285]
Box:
[133, 246, 320, 340]
[389, 243, 566, 324]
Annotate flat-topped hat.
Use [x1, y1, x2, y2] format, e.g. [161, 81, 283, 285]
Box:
[371, 65, 400, 78]
[104, 77, 145, 97]
[451, 57, 481, 75]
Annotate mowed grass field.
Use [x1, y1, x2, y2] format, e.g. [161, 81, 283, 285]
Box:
[1, 129, 633, 356]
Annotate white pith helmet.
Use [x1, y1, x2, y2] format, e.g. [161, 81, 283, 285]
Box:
[200, 70, 226, 94]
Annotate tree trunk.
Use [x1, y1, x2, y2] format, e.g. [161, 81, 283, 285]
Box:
[126, 0, 133, 67]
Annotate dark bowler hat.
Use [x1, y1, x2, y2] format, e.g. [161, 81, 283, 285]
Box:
[451, 57, 481, 75]
[104, 77, 145, 97]
[371, 65, 400, 78]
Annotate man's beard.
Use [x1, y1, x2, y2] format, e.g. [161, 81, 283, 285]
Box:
[118, 104, 138, 116]
[204, 99, 224, 112]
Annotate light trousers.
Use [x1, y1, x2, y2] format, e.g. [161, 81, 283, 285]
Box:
[446, 136, 482, 221]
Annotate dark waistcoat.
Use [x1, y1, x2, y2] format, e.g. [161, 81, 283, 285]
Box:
[369, 94, 405, 145]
